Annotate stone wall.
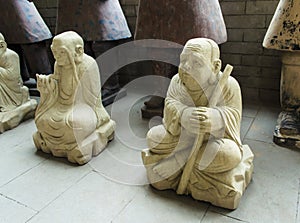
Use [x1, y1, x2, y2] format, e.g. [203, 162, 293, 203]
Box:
[219, 0, 281, 104]
[34, 0, 281, 104]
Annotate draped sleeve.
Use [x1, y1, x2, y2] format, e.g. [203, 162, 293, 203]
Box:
[163, 74, 190, 136]
[78, 55, 110, 127]
[215, 76, 242, 147]
[0, 49, 24, 109]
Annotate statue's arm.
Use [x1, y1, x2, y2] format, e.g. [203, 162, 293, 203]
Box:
[0, 67, 7, 80]
[163, 93, 188, 136]
[0, 53, 19, 81]
[214, 77, 242, 142]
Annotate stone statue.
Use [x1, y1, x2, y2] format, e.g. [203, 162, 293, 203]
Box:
[263, 0, 300, 148]
[135, 0, 227, 118]
[56, 0, 132, 105]
[33, 31, 115, 165]
[0, 33, 37, 133]
[142, 38, 254, 209]
[0, 0, 52, 84]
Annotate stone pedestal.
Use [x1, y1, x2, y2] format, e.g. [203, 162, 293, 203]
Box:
[142, 144, 254, 210]
[273, 52, 300, 148]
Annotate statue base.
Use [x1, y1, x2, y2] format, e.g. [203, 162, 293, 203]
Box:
[102, 88, 127, 107]
[273, 126, 300, 149]
[273, 111, 300, 149]
[0, 99, 37, 133]
[142, 145, 254, 210]
[141, 105, 163, 119]
[34, 119, 116, 165]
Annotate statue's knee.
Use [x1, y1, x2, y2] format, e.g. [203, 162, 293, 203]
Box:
[199, 139, 242, 173]
[147, 125, 178, 153]
[223, 139, 242, 165]
[147, 125, 168, 145]
[70, 105, 97, 130]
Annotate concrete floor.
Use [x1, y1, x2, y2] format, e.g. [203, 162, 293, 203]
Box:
[0, 85, 299, 223]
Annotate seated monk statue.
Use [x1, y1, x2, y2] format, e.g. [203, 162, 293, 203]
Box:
[142, 38, 254, 209]
[0, 33, 37, 133]
[33, 31, 115, 165]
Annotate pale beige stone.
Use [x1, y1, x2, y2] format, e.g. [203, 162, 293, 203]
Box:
[0, 33, 37, 133]
[33, 31, 115, 165]
[141, 38, 254, 209]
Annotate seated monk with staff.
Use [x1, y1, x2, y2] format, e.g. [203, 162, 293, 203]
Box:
[142, 38, 254, 209]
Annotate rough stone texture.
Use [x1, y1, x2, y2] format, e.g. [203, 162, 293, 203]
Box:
[34, 0, 281, 104]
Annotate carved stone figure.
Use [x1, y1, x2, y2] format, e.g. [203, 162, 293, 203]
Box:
[33, 31, 115, 165]
[135, 0, 227, 118]
[0, 0, 52, 83]
[142, 38, 254, 209]
[0, 33, 37, 133]
[56, 0, 132, 105]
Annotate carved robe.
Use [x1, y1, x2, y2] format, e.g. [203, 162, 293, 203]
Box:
[34, 54, 114, 158]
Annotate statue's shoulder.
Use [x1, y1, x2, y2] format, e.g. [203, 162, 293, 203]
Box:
[6, 48, 19, 60]
[227, 76, 240, 87]
[171, 73, 180, 83]
[226, 75, 241, 93]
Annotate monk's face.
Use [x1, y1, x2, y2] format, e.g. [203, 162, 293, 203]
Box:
[178, 48, 213, 91]
[51, 40, 71, 66]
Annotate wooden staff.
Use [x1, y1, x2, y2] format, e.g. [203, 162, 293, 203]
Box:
[176, 64, 233, 195]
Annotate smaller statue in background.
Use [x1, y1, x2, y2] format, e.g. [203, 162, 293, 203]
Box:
[0, 33, 37, 133]
[33, 31, 115, 165]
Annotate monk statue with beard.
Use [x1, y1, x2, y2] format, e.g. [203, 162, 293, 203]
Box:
[33, 31, 115, 165]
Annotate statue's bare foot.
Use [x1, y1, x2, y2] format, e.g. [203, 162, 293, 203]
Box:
[153, 157, 181, 179]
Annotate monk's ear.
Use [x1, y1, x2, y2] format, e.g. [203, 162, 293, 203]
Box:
[212, 59, 221, 74]
[75, 45, 84, 56]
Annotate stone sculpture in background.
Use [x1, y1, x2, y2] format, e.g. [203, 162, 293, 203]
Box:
[56, 0, 132, 105]
[33, 31, 115, 165]
[263, 0, 300, 148]
[135, 0, 227, 118]
[0, 33, 37, 133]
[142, 38, 254, 209]
[0, 0, 52, 85]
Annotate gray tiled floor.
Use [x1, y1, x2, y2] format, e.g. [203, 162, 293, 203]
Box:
[0, 87, 299, 223]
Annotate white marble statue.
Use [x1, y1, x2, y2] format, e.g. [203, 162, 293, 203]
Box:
[142, 38, 254, 209]
[33, 31, 115, 165]
[0, 33, 37, 133]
